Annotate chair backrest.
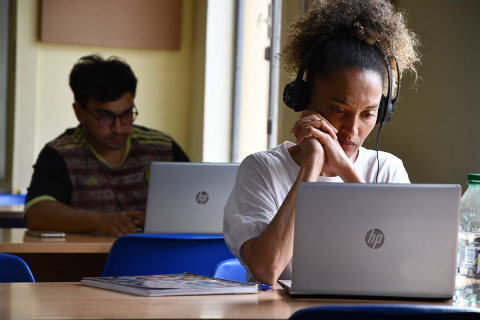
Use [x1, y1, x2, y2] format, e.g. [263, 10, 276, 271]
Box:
[102, 233, 235, 277]
[211, 258, 246, 282]
[0, 253, 35, 282]
[0, 194, 26, 205]
[289, 305, 480, 320]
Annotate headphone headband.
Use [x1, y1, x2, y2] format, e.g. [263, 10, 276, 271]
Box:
[283, 34, 341, 112]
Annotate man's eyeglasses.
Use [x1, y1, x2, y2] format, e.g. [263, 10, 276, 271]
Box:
[82, 104, 138, 129]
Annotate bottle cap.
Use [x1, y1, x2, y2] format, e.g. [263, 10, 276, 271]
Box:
[468, 173, 480, 184]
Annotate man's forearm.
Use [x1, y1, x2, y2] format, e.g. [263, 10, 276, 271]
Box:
[25, 200, 102, 233]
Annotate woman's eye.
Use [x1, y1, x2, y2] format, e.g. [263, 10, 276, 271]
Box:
[363, 113, 375, 118]
[333, 109, 344, 114]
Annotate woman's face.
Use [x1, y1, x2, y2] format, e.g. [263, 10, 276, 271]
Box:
[307, 67, 383, 160]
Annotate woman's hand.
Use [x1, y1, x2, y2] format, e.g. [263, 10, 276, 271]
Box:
[292, 110, 363, 182]
[291, 110, 337, 140]
[295, 123, 347, 172]
[292, 111, 335, 160]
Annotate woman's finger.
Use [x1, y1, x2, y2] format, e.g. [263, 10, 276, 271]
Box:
[294, 112, 337, 130]
[291, 119, 313, 133]
[292, 113, 338, 136]
[294, 119, 337, 140]
[291, 114, 321, 132]
[296, 124, 330, 145]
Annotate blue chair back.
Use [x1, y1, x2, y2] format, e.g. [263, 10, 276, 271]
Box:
[0, 194, 26, 228]
[102, 233, 235, 277]
[0, 253, 35, 282]
[0, 194, 26, 205]
[289, 305, 480, 320]
[211, 258, 246, 282]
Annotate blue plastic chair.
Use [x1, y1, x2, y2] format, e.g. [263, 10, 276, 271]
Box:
[102, 233, 235, 277]
[211, 258, 246, 282]
[0, 194, 26, 228]
[0, 253, 35, 282]
[0, 194, 26, 205]
[289, 305, 480, 320]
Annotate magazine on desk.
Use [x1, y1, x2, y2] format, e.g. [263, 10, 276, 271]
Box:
[81, 272, 259, 297]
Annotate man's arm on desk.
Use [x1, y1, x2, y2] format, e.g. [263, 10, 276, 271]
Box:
[24, 146, 143, 237]
[25, 201, 144, 237]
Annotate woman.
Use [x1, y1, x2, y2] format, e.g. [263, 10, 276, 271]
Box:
[224, 0, 420, 285]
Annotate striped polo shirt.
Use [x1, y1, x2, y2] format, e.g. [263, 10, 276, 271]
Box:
[25, 125, 187, 215]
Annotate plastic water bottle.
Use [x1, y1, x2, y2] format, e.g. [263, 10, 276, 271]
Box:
[458, 174, 480, 275]
[456, 174, 480, 304]
[459, 174, 480, 233]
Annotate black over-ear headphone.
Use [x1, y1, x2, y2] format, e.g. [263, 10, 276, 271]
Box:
[283, 34, 401, 126]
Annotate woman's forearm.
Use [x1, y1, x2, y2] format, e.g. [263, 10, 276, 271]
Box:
[242, 153, 323, 285]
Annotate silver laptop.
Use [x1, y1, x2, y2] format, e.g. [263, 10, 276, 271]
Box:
[279, 183, 461, 299]
[144, 162, 239, 234]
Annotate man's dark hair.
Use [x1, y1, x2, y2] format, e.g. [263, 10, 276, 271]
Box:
[69, 55, 137, 107]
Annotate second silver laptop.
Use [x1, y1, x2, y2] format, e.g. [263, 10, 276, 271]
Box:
[144, 162, 239, 234]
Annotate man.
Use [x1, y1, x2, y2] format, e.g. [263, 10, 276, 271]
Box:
[24, 55, 189, 237]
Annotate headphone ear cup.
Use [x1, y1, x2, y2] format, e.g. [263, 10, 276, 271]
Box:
[377, 94, 395, 125]
[283, 82, 296, 109]
[295, 80, 311, 112]
[283, 80, 311, 112]
[376, 95, 387, 125]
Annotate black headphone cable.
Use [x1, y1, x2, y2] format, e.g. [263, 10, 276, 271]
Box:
[375, 123, 384, 183]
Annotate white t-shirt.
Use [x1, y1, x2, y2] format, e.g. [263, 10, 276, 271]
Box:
[223, 141, 410, 282]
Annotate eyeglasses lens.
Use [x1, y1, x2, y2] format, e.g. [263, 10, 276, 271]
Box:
[120, 110, 135, 125]
[97, 109, 137, 128]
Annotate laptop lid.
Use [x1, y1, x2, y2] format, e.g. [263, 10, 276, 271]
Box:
[290, 183, 461, 299]
[144, 162, 239, 234]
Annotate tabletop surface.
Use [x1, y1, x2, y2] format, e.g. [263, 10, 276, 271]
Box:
[0, 228, 115, 253]
[0, 282, 475, 320]
[0, 205, 23, 218]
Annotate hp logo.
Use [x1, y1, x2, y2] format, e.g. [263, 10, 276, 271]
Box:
[365, 229, 385, 249]
[196, 191, 209, 205]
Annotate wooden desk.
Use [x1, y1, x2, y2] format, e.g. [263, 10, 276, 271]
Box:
[0, 282, 474, 320]
[0, 228, 115, 253]
[0, 229, 115, 282]
[0, 205, 23, 218]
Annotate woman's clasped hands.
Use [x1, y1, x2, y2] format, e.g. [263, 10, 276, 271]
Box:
[291, 110, 355, 178]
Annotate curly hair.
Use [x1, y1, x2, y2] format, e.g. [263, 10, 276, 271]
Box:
[281, 0, 421, 90]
